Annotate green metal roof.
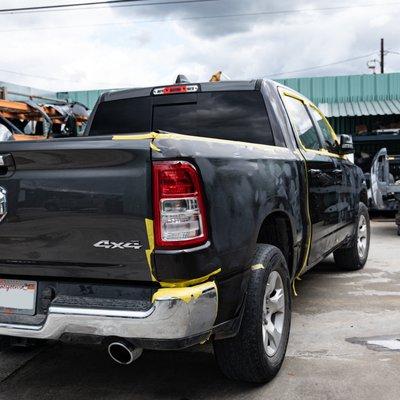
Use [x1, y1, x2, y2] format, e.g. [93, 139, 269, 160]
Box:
[276, 72, 400, 104]
[319, 99, 400, 117]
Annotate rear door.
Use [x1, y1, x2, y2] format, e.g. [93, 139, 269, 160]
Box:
[281, 92, 339, 265]
[0, 137, 154, 282]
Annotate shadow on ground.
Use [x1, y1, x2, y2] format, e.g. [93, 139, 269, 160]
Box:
[0, 344, 264, 400]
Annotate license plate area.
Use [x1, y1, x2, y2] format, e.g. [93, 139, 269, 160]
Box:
[0, 279, 37, 316]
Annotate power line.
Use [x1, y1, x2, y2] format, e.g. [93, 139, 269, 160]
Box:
[265, 53, 378, 78]
[0, 0, 146, 14]
[1, 1, 399, 30]
[0, 67, 115, 87]
[0, 0, 218, 15]
[0, 52, 391, 89]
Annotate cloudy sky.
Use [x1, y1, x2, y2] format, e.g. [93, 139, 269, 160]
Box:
[1, 0, 400, 92]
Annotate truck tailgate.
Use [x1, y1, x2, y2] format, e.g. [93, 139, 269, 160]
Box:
[0, 136, 154, 282]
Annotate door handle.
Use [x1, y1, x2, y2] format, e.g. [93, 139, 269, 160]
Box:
[0, 154, 14, 168]
[309, 169, 322, 177]
[0, 154, 15, 176]
[333, 169, 343, 176]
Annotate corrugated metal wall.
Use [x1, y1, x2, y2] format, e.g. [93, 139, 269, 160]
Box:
[276, 73, 400, 135]
[276, 73, 400, 103]
[0, 81, 57, 103]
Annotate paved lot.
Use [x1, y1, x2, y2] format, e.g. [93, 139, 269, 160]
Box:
[0, 220, 399, 400]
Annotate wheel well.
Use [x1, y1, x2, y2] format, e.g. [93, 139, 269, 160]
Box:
[257, 212, 294, 277]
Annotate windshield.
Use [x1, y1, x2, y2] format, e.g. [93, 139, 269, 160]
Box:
[89, 91, 274, 146]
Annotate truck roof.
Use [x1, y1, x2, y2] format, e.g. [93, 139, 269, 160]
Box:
[99, 79, 280, 103]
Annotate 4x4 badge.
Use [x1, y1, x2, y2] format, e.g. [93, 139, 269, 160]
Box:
[0, 187, 7, 222]
[93, 240, 142, 250]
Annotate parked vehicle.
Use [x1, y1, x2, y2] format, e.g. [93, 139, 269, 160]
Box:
[0, 79, 370, 383]
[368, 148, 400, 234]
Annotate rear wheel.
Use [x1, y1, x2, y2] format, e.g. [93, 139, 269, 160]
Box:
[213, 244, 291, 383]
[334, 203, 370, 271]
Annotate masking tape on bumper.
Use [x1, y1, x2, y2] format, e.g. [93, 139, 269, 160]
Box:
[152, 281, 217, 304]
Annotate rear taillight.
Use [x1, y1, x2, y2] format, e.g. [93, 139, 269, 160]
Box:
[152, 161, 208, 249]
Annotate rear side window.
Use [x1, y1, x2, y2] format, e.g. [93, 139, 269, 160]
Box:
[90, 97, 151, 136]
[89, 91, 274, 146]
[283, 95, 321, 150]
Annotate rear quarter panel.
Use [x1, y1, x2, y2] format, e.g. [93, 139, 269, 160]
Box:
[152, 135, 306, 280]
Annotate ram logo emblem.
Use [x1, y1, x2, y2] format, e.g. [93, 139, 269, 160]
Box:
[93, 240, 142, 250]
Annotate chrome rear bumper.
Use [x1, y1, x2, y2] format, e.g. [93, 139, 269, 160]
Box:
[0, 282, 218, 341]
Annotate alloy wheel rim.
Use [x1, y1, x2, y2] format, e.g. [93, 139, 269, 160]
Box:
[262, 271, 285, 357]
[357, 214, 367, 259]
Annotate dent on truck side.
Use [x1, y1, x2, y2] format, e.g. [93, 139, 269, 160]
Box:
[151, 133, 306, 323]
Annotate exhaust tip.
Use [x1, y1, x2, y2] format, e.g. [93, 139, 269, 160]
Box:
[108, 341, 142, 365]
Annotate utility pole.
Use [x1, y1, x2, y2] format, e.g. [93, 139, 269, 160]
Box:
[380, 38, 385, 74]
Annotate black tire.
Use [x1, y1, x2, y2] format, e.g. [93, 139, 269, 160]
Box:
[213, 244, 291, 383]
[334, 203, 370, 271]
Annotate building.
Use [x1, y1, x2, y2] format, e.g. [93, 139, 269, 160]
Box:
[277, 73, 400, 137]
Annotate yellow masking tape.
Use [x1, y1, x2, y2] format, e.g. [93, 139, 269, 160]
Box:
[145, 218, 157, 282]
[150, 142, 161, 152]
[112, 133, 158, 141]
[112, 132, 291, 156]
[152, 281, 216, 304]
[292, 157, 313, 295]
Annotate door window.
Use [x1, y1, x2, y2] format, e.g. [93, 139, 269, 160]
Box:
[309, 106, 336, 149]
[283, 95, 321, 150]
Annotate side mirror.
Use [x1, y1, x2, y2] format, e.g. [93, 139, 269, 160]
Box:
[338, 134, 354, 155]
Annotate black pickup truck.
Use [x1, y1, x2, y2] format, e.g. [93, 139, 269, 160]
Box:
[0, 79, 370, 383]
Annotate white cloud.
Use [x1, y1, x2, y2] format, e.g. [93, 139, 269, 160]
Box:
[0, 0, 399, 92]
